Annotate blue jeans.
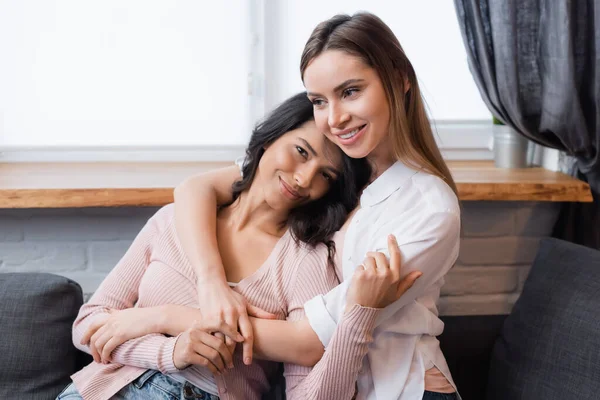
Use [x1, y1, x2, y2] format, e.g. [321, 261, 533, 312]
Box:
[422, 390, 459, 400]
[56, 369, 219, 400]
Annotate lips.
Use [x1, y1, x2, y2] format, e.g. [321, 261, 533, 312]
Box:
[279, 177, 303, 201]
[334, 124, 366, 146]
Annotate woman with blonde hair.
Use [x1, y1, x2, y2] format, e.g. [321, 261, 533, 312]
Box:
[173, 12, 460, 400]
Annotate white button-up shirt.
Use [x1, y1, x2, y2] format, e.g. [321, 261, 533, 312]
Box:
[304, 161, 461, 400]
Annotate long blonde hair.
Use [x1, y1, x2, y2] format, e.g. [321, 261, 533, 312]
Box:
[300, 12, 458, 195]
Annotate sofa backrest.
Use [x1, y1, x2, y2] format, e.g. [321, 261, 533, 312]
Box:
[487, 238, 600, 400]
[0, 272, 85, 400]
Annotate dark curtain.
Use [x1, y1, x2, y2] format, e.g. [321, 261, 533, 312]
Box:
[454, 0, 600, 249]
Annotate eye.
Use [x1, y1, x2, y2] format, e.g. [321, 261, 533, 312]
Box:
[310, 98, 326, 107]
[321, 172, 333, 182]
[342, 87, 359, 98]
[296, 146, 308, 158]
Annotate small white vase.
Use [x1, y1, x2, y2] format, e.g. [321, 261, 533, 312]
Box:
[492, 125, 530, 168]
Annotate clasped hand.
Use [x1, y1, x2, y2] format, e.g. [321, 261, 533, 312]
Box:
[346, 235, 422, 311]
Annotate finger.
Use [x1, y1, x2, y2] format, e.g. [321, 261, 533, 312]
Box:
[388, 235, 402, 274]
[89, 328, 105, 363]
[95, 331, 113, 364]
[246, 304, 277, 319]
[370, 252, 389, 270]
[190, 353, 220, 375]
[195, 318, 244, 343]
[214, 332, 233, 369]
[238, 313, 254, 366]
[193, 336, 227, 373]
[362, 257, 377, 271]
[202, 331, 233, 370]
[81, 320, 102, 345]
[101, 336, 120, 363]
[223, 314, 237, 349]
[101, 332, 127, 363]
[395, 271, 422, 298]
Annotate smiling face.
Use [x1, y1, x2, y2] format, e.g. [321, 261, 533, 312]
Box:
[255, 120, 343, 212]
[304, 50, 394, 166]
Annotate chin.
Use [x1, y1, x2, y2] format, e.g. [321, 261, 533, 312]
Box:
[339, 145, 372, 160]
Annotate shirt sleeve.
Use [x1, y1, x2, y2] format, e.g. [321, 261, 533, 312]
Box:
[71, 205, 179, 374]
[283, 247, 380, 400]
[235, 156, 245, 176]
[304, 210, 460, 347]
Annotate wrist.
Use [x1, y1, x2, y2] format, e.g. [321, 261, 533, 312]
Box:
[196, 269, 228, 285]
[158, 305, 201, 337]
[155, 305, 172, 334]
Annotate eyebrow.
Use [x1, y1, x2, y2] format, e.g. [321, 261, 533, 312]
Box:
[306, 78, 365, 97]
[299, 138, 341, 176]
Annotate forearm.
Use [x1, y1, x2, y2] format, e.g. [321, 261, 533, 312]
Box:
[155, 304, 203, 337]
[285, 305, 380, 400]
[174, 178, 226, 282]
[251, 317, 324, 367]
[75, 305, 179, 373]
[109, 334, 179, 374]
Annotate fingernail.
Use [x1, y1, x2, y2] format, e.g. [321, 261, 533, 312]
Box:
[228, 363, 234, 368]
[237, 334, 244, 342]
[389, 234, 396, 241]
[244, 357, 251, 365]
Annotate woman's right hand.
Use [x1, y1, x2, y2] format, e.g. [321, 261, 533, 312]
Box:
[173, 321, 235, 374]
[196, 279, 277, 365]
[345, 235, 422, 311]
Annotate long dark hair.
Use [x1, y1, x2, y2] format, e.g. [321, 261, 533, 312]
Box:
[228, 92, 370, 266]
[300, 12, 458, 195]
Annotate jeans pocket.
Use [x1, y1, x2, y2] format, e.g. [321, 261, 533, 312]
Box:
[132, 369, 160, 389]
[56, 382, 83, 399]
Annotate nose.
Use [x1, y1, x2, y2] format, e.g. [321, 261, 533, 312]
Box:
[293, 162, 319, 190]
[328, 102, 350, 129]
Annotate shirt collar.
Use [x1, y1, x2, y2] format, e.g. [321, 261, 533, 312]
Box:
[360, 161, 421, 207]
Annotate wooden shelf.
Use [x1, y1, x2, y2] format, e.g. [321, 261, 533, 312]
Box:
[0, 161, 592, 208]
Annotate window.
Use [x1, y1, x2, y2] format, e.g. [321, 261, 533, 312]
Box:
[0, 1, 492, 161]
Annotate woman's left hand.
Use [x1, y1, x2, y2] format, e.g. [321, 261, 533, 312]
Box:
[81, 307, 160, 364]
[346, 234, 422, 311]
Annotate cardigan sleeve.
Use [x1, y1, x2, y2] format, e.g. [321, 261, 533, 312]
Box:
[71, 205, 180, 374]
[283, 247, 380, 400]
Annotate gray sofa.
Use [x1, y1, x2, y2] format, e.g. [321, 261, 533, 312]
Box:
[1, 238, 599, 400]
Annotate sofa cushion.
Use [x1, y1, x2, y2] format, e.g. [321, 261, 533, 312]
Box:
[0, 273, 84, 400]
[487, 238, 600, 400]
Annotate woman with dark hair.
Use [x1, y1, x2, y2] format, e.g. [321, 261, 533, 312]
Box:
[57, 93, 419, 400]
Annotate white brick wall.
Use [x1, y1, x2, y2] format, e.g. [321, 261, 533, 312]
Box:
[0, 202, 561, 315]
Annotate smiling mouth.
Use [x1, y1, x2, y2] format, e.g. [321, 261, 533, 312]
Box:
[338, 125, 366, 140]
[279, 178, 302, 200]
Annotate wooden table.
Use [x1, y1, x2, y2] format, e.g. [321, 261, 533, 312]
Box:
[0, 161, 593, 208]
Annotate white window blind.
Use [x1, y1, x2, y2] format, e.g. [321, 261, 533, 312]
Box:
[0, 0, 252, 148]
[262, 0, 490, 122]
[0, 0, 498, 161]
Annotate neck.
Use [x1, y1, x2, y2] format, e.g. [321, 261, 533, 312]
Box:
[367, 143, 396, 182]
[221, 184, 289, 237]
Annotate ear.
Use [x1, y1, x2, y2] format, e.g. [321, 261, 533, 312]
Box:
[404, 77, 411, 94]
